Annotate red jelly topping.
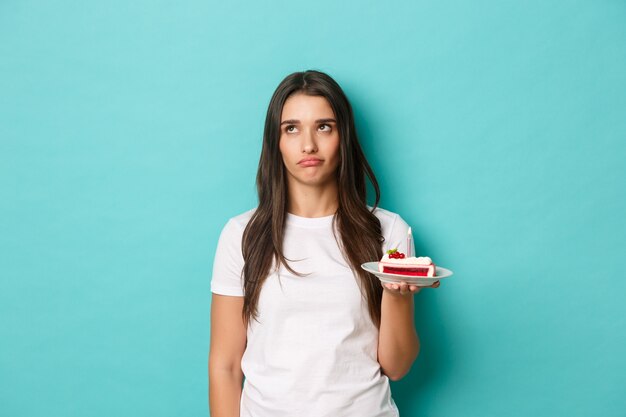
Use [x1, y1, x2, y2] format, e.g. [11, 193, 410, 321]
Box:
[382, 266, 431, 276]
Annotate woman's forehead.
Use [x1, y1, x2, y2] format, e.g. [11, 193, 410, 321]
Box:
[281, 94, 335, 121]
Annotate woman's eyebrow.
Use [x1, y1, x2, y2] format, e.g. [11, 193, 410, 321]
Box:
[280, 118, 337, 125]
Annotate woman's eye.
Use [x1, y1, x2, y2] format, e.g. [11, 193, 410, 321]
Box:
[319, 124, 332, 132]
[286, 125, 297, 133]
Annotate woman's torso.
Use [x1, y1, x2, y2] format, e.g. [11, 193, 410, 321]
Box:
[235, 210, 403, 417]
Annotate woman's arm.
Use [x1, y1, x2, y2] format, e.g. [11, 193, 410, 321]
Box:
[377, 281, 439, 380]
[377, 286, 419, 381]
[209, 294, 247, 417]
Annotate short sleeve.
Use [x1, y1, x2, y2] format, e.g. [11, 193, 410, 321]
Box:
[210, 218, 245, 297]
[382, 213, 414, 256]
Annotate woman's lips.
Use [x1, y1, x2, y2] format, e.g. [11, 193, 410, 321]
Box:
[298, 158, 323, 167]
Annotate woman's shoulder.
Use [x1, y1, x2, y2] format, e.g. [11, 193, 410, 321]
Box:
[368, 206, 409, 238]
[228, 207, 257, 227]
[217, 207, 257, 238]
[369, 205, 404, 226]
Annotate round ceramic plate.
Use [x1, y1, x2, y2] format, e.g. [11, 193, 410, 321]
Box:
[360, 262, 454, 286]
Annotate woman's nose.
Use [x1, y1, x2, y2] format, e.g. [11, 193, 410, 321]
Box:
[302, 128, 318, 153]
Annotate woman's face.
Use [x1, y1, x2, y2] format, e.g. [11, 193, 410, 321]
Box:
[278, 93, 341, 189]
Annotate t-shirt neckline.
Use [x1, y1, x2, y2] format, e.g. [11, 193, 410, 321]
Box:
[286, 212, 336, 228]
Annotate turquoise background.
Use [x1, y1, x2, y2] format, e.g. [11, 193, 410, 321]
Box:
[1, 0, 624, 416]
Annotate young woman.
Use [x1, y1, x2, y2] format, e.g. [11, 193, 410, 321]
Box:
[209, 70, 439, 417]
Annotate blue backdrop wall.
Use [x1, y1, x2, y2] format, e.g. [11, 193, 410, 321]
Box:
[1, 1, 624, 416]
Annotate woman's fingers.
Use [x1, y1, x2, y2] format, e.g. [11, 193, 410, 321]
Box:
[384, 282, 416, 295]
[383, 280, 440, 294]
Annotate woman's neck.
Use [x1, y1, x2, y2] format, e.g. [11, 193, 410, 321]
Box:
[286, 180, 339, 218]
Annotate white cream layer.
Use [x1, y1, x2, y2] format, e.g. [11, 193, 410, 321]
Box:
[380, 254, 433, 265]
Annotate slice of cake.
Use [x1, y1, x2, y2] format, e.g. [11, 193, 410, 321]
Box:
[378, 248, 436, 277]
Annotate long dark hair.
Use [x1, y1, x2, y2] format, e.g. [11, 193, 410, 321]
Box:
[241, 70, 384, 326]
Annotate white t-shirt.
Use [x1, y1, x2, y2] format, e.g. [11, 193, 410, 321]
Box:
[211, 207, 412, 417]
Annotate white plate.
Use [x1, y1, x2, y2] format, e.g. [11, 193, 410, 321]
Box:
[360, 262, 454, 286]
